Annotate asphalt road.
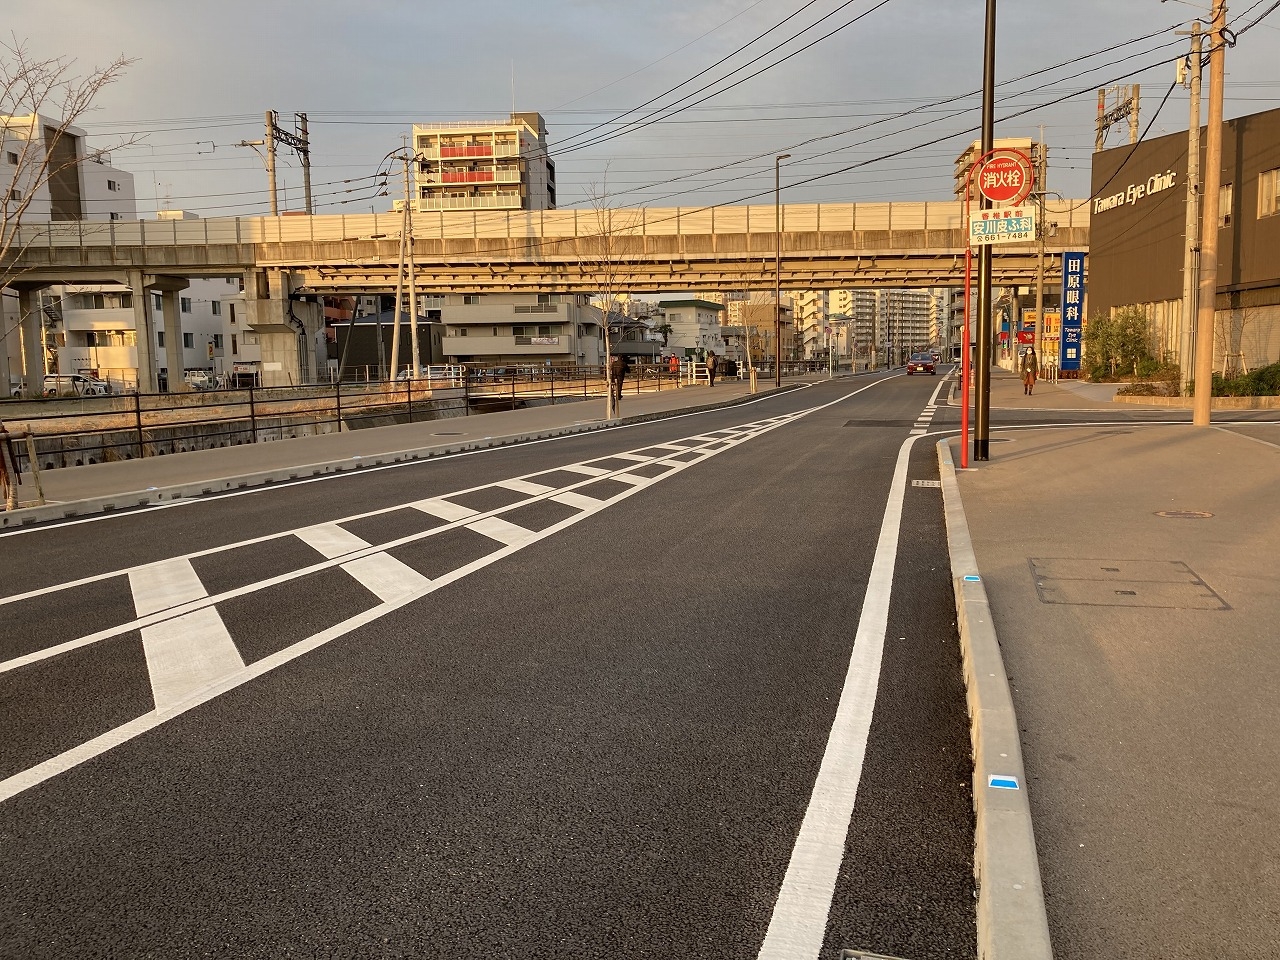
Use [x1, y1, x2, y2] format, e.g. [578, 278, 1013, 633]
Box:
[0, 374, 978, 959]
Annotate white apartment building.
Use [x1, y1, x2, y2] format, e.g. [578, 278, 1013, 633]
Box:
[878, 289, 935, 364]
[830, 289, 877, 366]
[1, 113, 137, 222]
[410, 113, 554, 212]
[661, 299, 727, 358]
[439, 292, 605, 367]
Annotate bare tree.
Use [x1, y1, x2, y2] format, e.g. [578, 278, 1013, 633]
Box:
[1, 38, 136, 372]
[583, 176, 640, 420]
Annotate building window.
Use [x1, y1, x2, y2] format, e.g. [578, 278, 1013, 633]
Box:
[231, 334, 238, 356]
[5, 188, 21, 202]
[211, 301, 222, 316]
[212, 334, 223, 349]
[183, 333, 194, 349]
[5, 151, 17, 165]
[157, 332, 165, 347]
[1219, 183, 1233, 227]
[107, 179, 120, 192]
[512, 325, 526, 337]
[109, 212, 123, 220]
[180, 297, 192, 313]
[153, 293, 162, 311]
[463, 294, 480, 305]
[1260, 168, 1280, 218]
[537, 293, 559, 305]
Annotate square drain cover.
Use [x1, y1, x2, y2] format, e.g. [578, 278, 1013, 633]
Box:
[911, 479, 941, 488]
[1030, 558, 1229, 610]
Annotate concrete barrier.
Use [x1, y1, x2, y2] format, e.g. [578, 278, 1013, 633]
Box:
[936, 438, 1053, 960]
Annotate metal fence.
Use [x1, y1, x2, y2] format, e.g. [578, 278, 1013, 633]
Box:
[0, 364, 682, 472]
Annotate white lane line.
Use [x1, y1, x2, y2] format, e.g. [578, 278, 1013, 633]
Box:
[411, 498, 480, 521]
[551, 491, 604, 511]
[756, 431, 920, 960]
[129, 558, 206, 617]
[143, 607, 243, 711]
[651, 443, 688, 451]
[465, 516, 537, 548]
[340, 553, 432, 604]
[560, 464, 610, 476]
[909, 429, 927, 436]
[609, 452, 655, 462]
[295, 523, 371, 560]
[497, 478, 555, 495]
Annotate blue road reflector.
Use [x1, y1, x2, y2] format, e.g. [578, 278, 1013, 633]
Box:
[963, 575, 981, 582]
[989, 775, 1020, 790]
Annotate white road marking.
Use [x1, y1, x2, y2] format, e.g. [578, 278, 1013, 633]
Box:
[465, 516, 537, 548]
[143, 607, 244, 711]
[411, 498, 480, 521]
[340, 553, 432, 604]
[130, 559, 244, 711]
[560, 464, 610, 476]
[497, 478, 555, 495]
[296, 523, 371, 559]
[129, 558, 206, 617]
[608, 473, 652, 487]
[756, 426, 921, 960]
[0, 383, 905, 804]
[551, 491, 605, 511]
[608, 452, 654, 462]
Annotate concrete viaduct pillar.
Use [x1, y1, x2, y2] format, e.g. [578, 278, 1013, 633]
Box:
[127, 270, 158, 393]
[125, 274, 189, 393]
[15, 284, 48, 398]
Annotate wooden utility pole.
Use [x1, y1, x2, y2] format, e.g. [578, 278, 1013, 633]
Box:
[1034, 129, 1047, 363]
[1193, 2, 1227, 426]
[1178, 21, 1203, 398]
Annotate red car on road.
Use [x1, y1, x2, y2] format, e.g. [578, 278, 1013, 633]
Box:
[907, 352, 936, 375]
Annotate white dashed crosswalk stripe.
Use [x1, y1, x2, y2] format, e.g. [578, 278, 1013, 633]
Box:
[551, 491, 605, 511]
[411, 498, 480, 521]
[296, 523, 371, 559]
[466, 516, 538, 547]
[560, 464, 610, 476]
[340, 553, 432, 604]
[497, 478, 555, 495]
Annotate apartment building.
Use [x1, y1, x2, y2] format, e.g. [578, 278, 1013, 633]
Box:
[439, 292, 605, 367]
[830, 289, 877, 366]
[792, 289, 829, 358]
[410, 113, 554, 213]
[1, 113, 137, 222]
[661, 299, 728, 359]
[877, 289, 935, 364]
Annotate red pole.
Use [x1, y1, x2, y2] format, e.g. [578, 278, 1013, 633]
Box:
[961, 180, 972, 470]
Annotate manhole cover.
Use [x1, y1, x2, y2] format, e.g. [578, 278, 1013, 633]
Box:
[1154, 510, 1214, 519]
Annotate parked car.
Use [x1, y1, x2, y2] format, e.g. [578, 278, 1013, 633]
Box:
[42, 373, 113, 397]
[906, 353, 937, 376]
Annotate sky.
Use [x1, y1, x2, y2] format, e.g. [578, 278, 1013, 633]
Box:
[16, 0, 1280, 219]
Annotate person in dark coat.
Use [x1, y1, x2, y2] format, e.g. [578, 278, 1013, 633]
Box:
[707, 351, 718, 386]
[1019, 346, 1038, 396]
[610, 353, 629, 403]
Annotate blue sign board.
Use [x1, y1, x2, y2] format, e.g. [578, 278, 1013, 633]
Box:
[1059, 252, 1086, 371]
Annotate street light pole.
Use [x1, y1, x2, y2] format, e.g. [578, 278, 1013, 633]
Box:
[774, 154, 790, 389]
[974, 0, 997, 462]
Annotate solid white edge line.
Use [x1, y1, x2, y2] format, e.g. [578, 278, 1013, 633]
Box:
[756, 433, 921, 960]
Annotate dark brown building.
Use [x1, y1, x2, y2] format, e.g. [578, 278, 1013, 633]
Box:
[1089, 106, 1280, 372]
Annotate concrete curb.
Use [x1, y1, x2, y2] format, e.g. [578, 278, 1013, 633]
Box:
[936, 438, 1053, 960]
[1, 386, 796, 529]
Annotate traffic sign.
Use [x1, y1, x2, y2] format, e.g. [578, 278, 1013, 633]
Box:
[976, 151, 1034, 205]
[968, 208, 1036, 245]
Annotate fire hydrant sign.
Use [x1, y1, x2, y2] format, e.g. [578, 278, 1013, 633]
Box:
[976, 151, 1034, 205]
[969, 208, 1036, 245]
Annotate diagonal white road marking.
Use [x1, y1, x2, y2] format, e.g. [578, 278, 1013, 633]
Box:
[465, 516, 537, 548]
[340, 553, 432, 604]
[296, 523, 371, 560]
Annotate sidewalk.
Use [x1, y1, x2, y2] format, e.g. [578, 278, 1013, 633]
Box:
[947, 370, 1280, 958]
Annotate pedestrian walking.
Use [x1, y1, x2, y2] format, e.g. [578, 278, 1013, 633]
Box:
[1020, 346, 1038, 396]
[609, 353, 629, 404]
[707, 351, 718, 387]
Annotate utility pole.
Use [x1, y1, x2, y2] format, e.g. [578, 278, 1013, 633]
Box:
[774, 153, 790, 389]
[265, 110, 278, 217]
[1193, 1, 1227, 426]
[297, 113, 313, 215]
[974, 0, 997, 462]
[1129, 84, 1141, 143]
[1034, 129, 1047, 363]
[1178, 21, 1203, 398]
[401, 152, 422, 379]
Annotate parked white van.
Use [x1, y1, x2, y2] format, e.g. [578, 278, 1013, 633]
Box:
[42, 374, 113, 397]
